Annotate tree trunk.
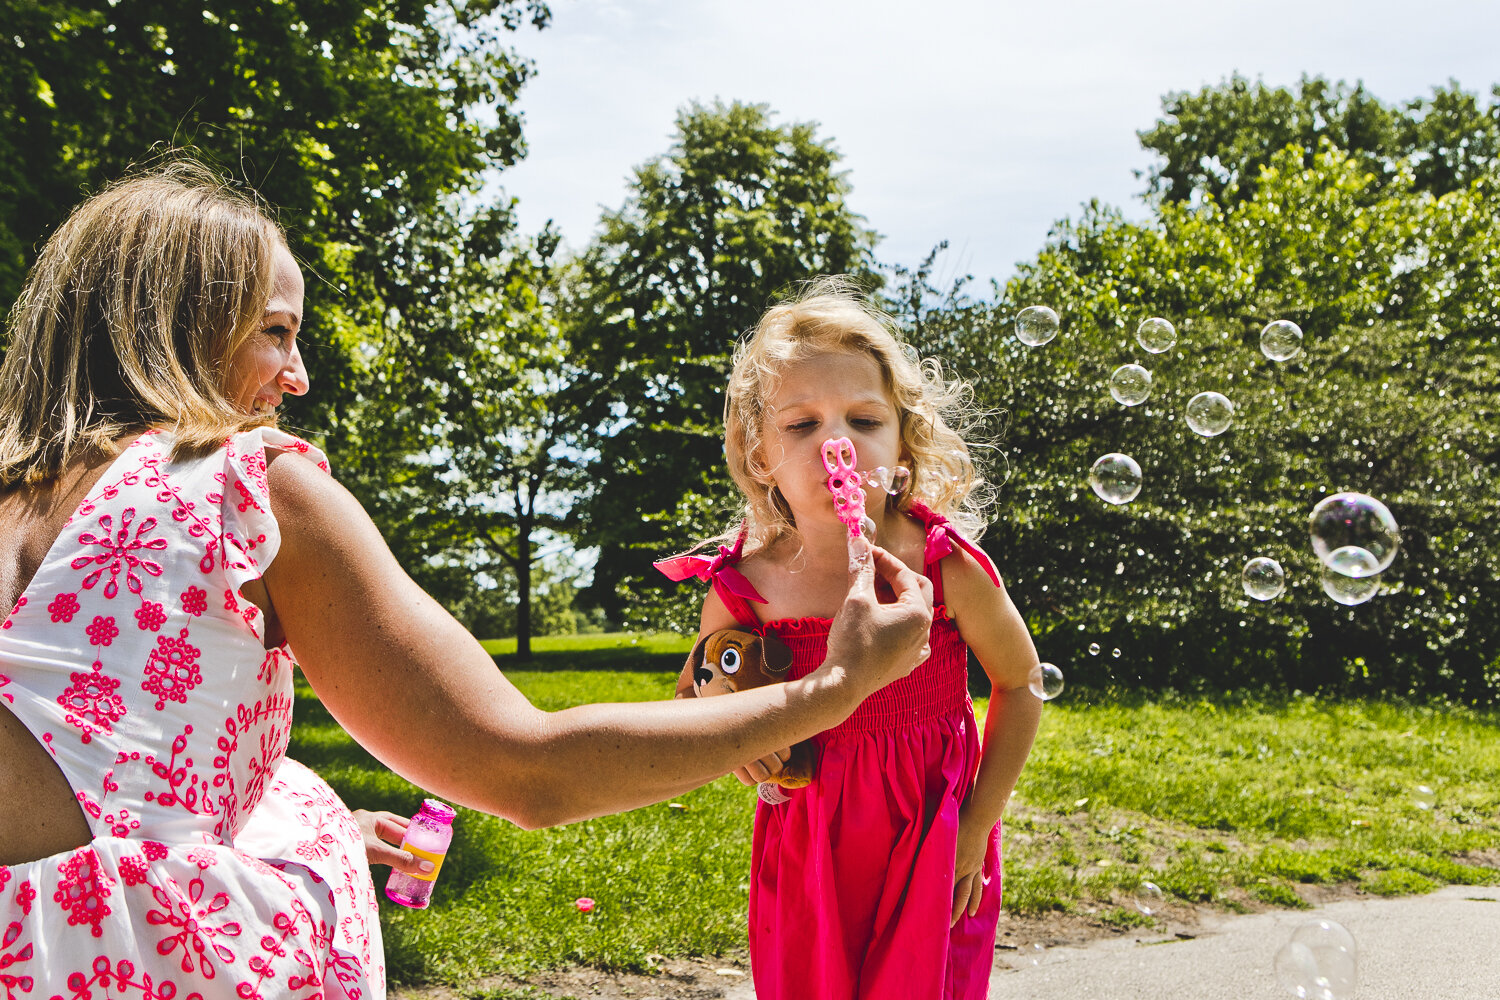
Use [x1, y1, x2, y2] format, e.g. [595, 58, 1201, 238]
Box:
[516, 512, 533, 661]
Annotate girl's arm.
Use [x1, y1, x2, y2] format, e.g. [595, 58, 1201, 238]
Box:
[944, 548, 1044, 924]
[264, 451, 935, 830]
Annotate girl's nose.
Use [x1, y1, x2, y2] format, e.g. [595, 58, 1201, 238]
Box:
[280, 343, 310, 396]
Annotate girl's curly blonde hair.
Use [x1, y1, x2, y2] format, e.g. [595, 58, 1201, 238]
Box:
[721, 276, 992, 552]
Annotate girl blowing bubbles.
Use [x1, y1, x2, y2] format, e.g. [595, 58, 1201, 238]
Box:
[659, 280, 1044, 998]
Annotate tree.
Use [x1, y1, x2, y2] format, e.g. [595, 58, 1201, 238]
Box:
[918, 139, 1500, 701]
[1138, 75, 1500, 206]
[566, 100, 879, 628]
[0, 0, 549, 433]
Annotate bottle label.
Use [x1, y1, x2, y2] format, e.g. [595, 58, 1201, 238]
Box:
[403, 844, 446, 883]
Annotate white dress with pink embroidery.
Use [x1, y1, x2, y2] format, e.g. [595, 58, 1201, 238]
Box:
[0, 429, 383, 1000]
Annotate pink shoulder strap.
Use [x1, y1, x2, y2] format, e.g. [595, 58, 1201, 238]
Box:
[654, 526, 765, 629]
[907, 500, 1001, 606]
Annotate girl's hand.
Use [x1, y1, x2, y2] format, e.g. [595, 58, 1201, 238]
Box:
[731, 747, 792, 786]
[351, 809, 433, 877]
[950, 809, 994, 925]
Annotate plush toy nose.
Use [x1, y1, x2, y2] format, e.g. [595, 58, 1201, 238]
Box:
[694, 665, 714, 689]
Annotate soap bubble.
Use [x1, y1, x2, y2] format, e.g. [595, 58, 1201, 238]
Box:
[1261, 320, 1304, 361]
[1308, 493, 1401, 577]
[1320, 564, 1380, 606]
[1185, 392, 1234, 437]
[758, 783, 790, 806]
[1136, 317, 1177, 354]
[1413, 785, 1436, 811]
[1274, 919, 1358, 1000]
[1089, 453, 1142, 505]
[889, 466, 910, 494]
[1028, 662, 1064, 701]
[1088, 643, 1100, 656]
[858, 516, 877, 543]
[866, 467, 888, 491]
[1111, 647, 1121, 658]
[1242, 557, 1286, 601]
[1134, 881, 1164, 916]
[1015, 306, 1060, 346]
[1109, 364, 1152, 406]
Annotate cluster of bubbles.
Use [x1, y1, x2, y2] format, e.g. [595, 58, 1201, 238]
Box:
[865, 465, 912, 495]
[1016, 307, 1402, 617]
[1274, 919, 1358, 1000]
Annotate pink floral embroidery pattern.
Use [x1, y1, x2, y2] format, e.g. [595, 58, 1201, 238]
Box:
[185, 849, 218, 871]
[47, 592, 80, 623]
[71, 507, 167, 599]
[146, 877, 241, 979]
[52, 848, 114, 938]
[118, 855, 150, 887]
[0, 920, 33, 997]
[86, 615, 119, 647]
[1, 594, 24, 629]
[15, 882, 33, 916]
[57, 664, 127, 742]
[141, 629, 203, 710]
[180, 586, 207, 617]
[134, 600, 167, 632]
[142, 842, 169, 862]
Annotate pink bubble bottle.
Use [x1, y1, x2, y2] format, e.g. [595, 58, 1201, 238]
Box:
[385, 799, 456, 909]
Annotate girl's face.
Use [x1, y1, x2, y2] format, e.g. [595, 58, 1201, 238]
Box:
[759, 349, 904, 526]
[224, 241, 309, 416]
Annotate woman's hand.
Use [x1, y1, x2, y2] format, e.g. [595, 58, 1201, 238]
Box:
[350, 809, 432, 877]
[950, 807, 994, 925]
[825, 541, 934, 697]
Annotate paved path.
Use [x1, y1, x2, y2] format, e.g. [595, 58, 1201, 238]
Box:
[987, 884, 1500, 999]
[719, 884, 1500, 999]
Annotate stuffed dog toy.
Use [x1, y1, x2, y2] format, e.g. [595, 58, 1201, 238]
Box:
[685, 627, 816, 788]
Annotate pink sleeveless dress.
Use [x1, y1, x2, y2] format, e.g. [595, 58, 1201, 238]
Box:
[0, 429, 383, 1000]
[661, 505, 1004, 999]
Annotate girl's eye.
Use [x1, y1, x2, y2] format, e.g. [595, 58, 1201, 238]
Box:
[852, 418, 881, 429]
[786, 420, 816, 432]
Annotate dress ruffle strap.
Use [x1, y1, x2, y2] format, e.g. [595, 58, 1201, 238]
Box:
[654, 526, 767, 627]
[908, 500, 1002, 589]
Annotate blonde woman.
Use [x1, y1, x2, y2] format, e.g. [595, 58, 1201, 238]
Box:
[0, 163, 933, 996]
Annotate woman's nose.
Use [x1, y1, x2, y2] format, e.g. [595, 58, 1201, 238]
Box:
[280, 343, 310, 396]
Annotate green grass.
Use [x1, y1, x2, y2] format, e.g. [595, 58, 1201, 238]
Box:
[288, 640, 1500, 986]
[479, 632, 693, 673]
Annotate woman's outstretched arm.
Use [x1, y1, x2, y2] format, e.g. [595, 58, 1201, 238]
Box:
[263, 450, 933, 829]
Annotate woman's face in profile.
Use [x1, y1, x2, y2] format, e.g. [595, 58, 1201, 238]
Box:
[224, 241, 310, 415]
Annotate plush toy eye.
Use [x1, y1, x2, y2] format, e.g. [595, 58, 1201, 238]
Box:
[719, 648, 742, 675]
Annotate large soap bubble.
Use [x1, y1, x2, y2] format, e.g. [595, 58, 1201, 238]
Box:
[1261, 320, 1304, 362]
[1242, 557, 1286, 600]
[1089, 453, 1142, 505]
[1136, 317, 1177, 353]
[1320, 564, 1380, 606]
[1308, 493, 1401, 577]
[1185, 392, 1234, 437]
[1109, 364, 1152, 406]
[1015, 306, 1060, 347]
[1028, 662, 1064, 701]
[1274, 919, 1358, 1000]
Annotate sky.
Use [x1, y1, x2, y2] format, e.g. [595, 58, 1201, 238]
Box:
[494, 0, 1500, 291]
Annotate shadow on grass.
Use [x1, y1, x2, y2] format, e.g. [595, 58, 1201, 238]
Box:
[490, 647, 688, 674]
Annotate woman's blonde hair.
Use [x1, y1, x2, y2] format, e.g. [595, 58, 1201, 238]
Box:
[0, 158, 283, 486]
[722, 276, 992, 551]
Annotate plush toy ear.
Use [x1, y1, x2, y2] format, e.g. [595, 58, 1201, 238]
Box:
[758, 632, 794, 679]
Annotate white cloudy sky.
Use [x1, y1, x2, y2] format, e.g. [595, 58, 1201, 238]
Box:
[495, 0, 1498, 290]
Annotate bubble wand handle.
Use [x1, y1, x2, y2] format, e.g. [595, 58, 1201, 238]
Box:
[821, 437, 866, 540]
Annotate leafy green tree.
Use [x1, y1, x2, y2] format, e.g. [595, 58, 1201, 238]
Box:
[1139, 75, 1500, 205]
[566, 100, 879, 627]
[927, 141, 1500, 701]
[0, 0, 548, 427]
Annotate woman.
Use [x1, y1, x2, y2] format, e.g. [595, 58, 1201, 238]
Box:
[0, 162, 933, 997]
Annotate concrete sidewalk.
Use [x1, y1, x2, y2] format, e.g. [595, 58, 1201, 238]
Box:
[988, 884, 1500, 999]
[719, 884, 1500, 998]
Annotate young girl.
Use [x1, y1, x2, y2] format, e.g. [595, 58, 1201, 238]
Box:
[660, 281, 1043, 999]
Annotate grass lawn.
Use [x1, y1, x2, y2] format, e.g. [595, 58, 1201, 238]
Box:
[288, 639, 1500, 986]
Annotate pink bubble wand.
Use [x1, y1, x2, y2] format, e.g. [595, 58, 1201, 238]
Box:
[822, 437, 869, 542]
